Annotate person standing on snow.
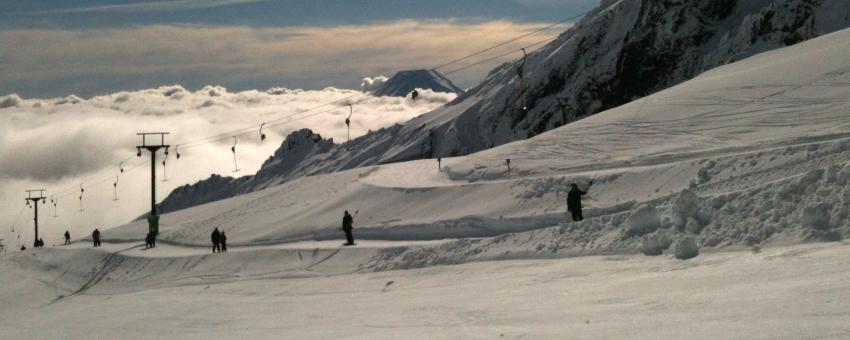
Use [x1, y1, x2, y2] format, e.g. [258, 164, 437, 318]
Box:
[220, 231, 227, 252]
[342, 210, 356, 246]
[211, 228, 222, 253]
[567, 181, 592, 222]
[92, 229, 101, 247]
[64, 230, 71, 245]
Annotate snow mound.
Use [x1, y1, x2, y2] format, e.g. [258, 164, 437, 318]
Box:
[673, 237, 699, 260]
[625, 204, 661, 237]
[640, 232, 672, 256]
[801, 203, 831, 230]
[671, 190, 704, 233]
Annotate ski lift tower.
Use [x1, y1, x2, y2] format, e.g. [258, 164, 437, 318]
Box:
[136, 132, 170, 236]
[24, 189, 47, 247]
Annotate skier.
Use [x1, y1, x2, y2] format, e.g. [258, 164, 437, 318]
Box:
[220, 231, 227, 252]
[342, 210, 356, 246]
[145, 232, 153, 249]
[37, 238, 44, 248]
[92, 229, 101, 247]
[567, 182, 592, 222]
[211, 228, 221, 253]
[410, 89, 419, 101]
[64, 230, 71, 245]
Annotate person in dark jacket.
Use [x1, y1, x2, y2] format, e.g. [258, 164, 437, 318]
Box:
[92, 229, 101, 247]
[145, 232, 153, 249]
[220, 232, 227, 252]
[211, 228, 221, 253]
[342, 210, 355, 246]
[64, 231, 71, 245]
[567, 182, 591, 222]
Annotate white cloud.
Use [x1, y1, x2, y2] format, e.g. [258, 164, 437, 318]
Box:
[0, 85, 456, 246]
[0, 94, 22, 108]
[0, 20, 567, 97]
[360, 75, 389, 92]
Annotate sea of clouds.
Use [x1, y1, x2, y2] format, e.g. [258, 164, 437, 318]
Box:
[0, 84, 455, 247]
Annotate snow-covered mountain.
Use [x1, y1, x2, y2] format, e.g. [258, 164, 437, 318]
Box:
[371, 69, 464, 97]
[158, 0, 850, 215]
[129, 26, 850, 251]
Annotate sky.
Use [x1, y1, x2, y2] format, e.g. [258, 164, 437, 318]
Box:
[0, 0, 599, 249]
[0, 0, 599, 98]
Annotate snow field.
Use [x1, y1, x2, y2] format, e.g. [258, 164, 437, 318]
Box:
[3, 241, 850, 339]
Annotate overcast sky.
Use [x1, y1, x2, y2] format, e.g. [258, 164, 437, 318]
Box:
[0, 0, 598, 98]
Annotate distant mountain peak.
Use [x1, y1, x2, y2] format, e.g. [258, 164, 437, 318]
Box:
[370, 69, 464, 97]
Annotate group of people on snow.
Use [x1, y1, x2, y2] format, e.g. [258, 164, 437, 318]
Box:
[145, 232, 157, 249]
[28, 181, 592, 253]
[211, 228, 227, 253]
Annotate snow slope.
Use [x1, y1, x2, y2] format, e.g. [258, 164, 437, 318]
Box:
[111, 28, 850, 255]
[158, 0, 850, 214]
[2, 241, 850, 339]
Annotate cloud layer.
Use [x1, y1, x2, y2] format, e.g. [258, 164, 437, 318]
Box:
[361, 76, 389, 92]
[36, 0, 269, 14]
[0, 85, 455, 246]
[0, 20, 566, 98]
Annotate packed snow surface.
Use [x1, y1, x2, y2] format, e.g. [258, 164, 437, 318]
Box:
[2, 242, 850, 339]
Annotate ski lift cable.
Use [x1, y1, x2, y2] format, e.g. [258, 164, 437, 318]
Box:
[50, 156, 139, 197]
[7, 205, 26, 232]
[3, 205, 26, 246]
[442, 37, 556, 76]
[177, 92, 367, 150]
[50, 159, 147, 200]
[431, 10, 588, 71]
[179, 93, 370, 152]
[50, 93, 372, 201]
